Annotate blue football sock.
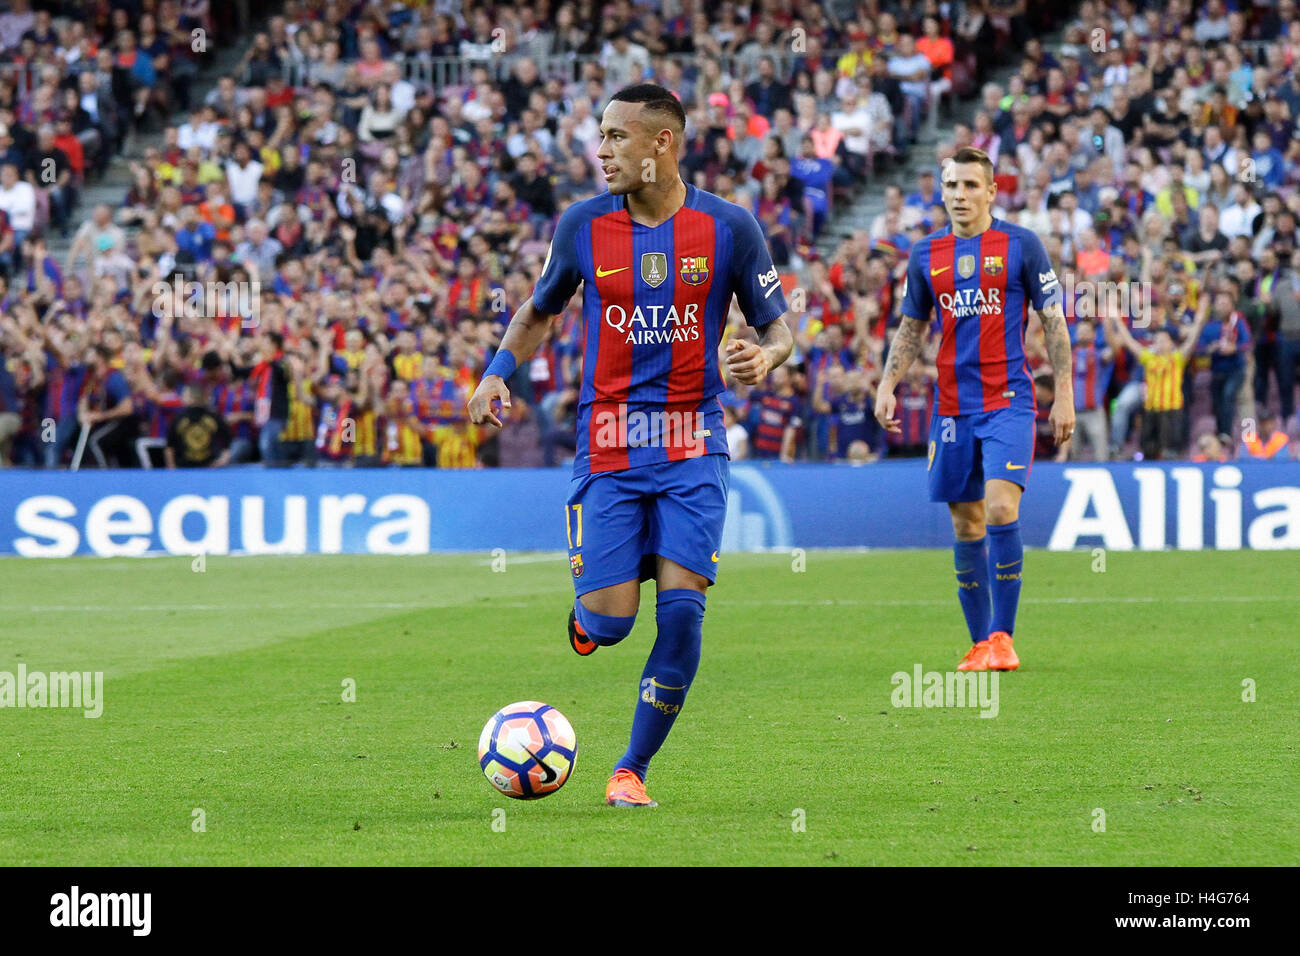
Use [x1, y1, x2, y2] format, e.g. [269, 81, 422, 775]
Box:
[954, 536, 991, 644]
[614, 589, 705, 782]
[574, 599, 635, 647]
[987, 520, 1023, 636]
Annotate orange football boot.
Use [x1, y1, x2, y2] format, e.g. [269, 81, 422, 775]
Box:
[986, 631, 1020, 671]
[569, 606, 597, 656]
[605, 769, 658, 807]
[957, 641, 991, 671]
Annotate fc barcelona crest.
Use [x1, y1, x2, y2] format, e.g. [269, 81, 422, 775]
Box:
[680, 255, 710, 285]
[983, 255, 1004, 276]
[641, 252, 668, 288]
[958, 254, 976, 278]
[570, 553, 584, 578]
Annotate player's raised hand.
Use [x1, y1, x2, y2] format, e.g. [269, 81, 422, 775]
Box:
[874, 388, 901, 434]
[725, 339, 771, 385]
[467, 374, 511, 428]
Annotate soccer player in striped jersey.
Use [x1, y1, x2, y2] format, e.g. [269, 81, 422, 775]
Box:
[468, 84, 794, 808]
[874, 147, 1075, 673]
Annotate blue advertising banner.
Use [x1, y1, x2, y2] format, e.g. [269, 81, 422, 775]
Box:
[1, 461, 1298, 557]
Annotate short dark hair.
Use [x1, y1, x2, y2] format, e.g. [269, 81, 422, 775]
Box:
[947, 146, 995, 185]
[608, 83, 686, 134]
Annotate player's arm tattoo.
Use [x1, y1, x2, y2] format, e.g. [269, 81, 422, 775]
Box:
[881, 316, 929, 390]
[1039, 303, 1073, 395]
[757, 314, 794, 370]
[493, 297, 555, 371]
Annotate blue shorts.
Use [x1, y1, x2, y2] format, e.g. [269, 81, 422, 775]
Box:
[927, 406, 1036, 503]
[565, 453, 728, 597]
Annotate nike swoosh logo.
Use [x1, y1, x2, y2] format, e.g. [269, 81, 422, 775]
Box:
[524, 747, 557, 785]
[711, 551, 720, 562]
[954, 567, 973, 574]
[595, 266, 629, 277]
[930, 266, 951, 276]
[1006, 462, 1026, 470]
[996, 561, 1021, 569]
[648, 677, 688, 691]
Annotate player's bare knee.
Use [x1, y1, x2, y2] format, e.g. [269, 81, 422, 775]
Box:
[656, 557, 711, 594]
[949, 503, 985, 540]
[578, 583, 640, 619]
[986, 500, 1019, 526]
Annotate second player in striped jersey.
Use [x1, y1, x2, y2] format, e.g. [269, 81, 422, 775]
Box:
[874, 146, 1075, 674]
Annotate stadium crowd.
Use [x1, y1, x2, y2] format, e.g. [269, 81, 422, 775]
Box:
[0, 0, 1298, 470]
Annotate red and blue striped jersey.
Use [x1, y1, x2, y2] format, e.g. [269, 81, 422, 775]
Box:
[886, 378, 932, 447]
[531, 184, 788, 475]
[1071, 341, 1113, 412]
[899, 218, 1058, 418]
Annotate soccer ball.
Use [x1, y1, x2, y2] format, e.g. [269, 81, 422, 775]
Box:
[478, 701, 577, 799]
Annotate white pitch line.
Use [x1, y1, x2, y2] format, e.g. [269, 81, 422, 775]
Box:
[0, 601, 534, 613]
[0, 595, 1294, 613]
[711, 595, 1300, 608]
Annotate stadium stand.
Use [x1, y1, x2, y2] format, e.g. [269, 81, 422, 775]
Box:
[0, 0, 1297, 471]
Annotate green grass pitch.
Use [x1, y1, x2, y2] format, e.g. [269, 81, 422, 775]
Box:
[1, 549, 1296, 866]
